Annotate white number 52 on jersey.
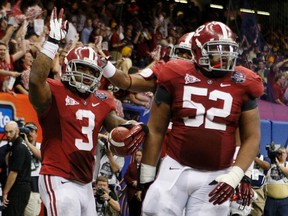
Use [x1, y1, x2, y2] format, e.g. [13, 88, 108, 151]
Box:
[182, 86, 232, 131]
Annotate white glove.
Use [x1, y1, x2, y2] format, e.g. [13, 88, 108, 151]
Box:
[41, 7, 67, 59]
[49, 7, 67, 42]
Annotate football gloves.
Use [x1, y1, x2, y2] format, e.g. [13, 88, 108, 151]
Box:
[41, 7, 68, 59]
[48, 7, 68, 43]
[108, 122, 148, 156]
[208, 166, 244, 205]
[236, 175, 253, 207]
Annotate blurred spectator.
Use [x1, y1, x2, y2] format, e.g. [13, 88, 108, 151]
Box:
[13, 51, 34, 94]
[81, 18, 93, 45]
[109, 24, 126, 62]
[0, 41, 22, 93]
[124, 149, 143, 216]
[266, 59, 288, 102]
[250, 154, 270, 216]
[256, 60, 269, 100]
[263, 146, 288, 216]
[95, 133, 125, 194]
[271, 73, 287, 106]
[116, 46, 133, 74]
[22, 122, 42, 216]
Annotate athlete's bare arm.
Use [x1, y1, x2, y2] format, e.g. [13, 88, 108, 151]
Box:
[108, 69, 157, 93]
[141, 100, 170, 166]
[103, 110, 128, 132]
[29, 52, 52, 116]
[234, 107, 261, 172]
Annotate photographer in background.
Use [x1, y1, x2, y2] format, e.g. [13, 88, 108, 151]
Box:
[94, 176, 120, 216]
[95, 133, 124, 194]
[250, 154, 270, 216]
[22, 122, 42, 216]
[3, 121, 31, 216]
[263, 146, 288, 216]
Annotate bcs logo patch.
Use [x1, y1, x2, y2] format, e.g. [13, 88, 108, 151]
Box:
[95, 92, 108, 100]
[231, 71, 246, 83]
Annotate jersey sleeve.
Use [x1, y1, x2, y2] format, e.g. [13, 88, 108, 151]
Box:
[235, 66, 264, 99]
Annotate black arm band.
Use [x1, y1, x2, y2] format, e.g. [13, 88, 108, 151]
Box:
[154, 86, 172, 105]
[241, 98, 257, 111]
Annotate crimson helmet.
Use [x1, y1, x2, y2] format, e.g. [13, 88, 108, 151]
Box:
[191, 21, 239, 75]
[170, 32, 194, 61]
[61, 47, 103, 93]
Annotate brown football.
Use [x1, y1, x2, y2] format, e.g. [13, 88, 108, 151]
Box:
[110, 126, 130, 144]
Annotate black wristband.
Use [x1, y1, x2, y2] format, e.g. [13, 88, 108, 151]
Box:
[47, 37, 60, 45]
[241, 175, 251, 184]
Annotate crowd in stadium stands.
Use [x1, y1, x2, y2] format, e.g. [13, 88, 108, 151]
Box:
[0, 0, 287, 106]
[1, 1, 288, 216]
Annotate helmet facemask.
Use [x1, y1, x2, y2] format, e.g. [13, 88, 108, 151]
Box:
[170, 45, 193, 61]
[199, 40, 239, 74]
[61, 60, 103, 93]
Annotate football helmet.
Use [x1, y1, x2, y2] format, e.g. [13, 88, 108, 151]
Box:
[191, 21, 239, 75]
[170, 32, 194, 61]
[61, 47, 103, 93]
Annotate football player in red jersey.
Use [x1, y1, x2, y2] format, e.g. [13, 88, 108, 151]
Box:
[29, 8, 147, 216]
[102, 32, 195, 93]
[136, 21, 264, 216]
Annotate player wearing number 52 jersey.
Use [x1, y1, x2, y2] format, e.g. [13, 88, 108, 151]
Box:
[29, 8, 147, 216]
[140, 21, 264, 216]
[156, 61, 263, 170]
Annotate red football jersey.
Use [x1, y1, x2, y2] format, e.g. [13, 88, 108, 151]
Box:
[156, 60, 264, 170]
[39, 79, 116, 183]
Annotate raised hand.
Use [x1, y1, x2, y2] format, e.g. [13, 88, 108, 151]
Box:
[41, 7, 68, 59]
[48, 7, 68, 43]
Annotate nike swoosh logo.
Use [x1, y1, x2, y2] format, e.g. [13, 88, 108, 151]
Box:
[220, 83, 231, 87]
[92, 103, 100, 107]
[61, 181, 69, 184]
[169, 167, 180, 170]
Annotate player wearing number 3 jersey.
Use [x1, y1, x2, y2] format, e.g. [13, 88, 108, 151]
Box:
[139, 21, 264, 216]
[29, 8, 147, 216]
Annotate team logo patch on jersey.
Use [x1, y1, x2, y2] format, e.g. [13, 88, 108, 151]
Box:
[231, 71, 246, 83]
[65, 96, 79, 106]
[185, 74, 201, 84]
[95, 92, 108, 100]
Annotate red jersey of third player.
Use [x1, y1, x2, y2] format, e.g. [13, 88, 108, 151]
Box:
[155, 59, 264, 170]
[39, 78, 116, 183]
